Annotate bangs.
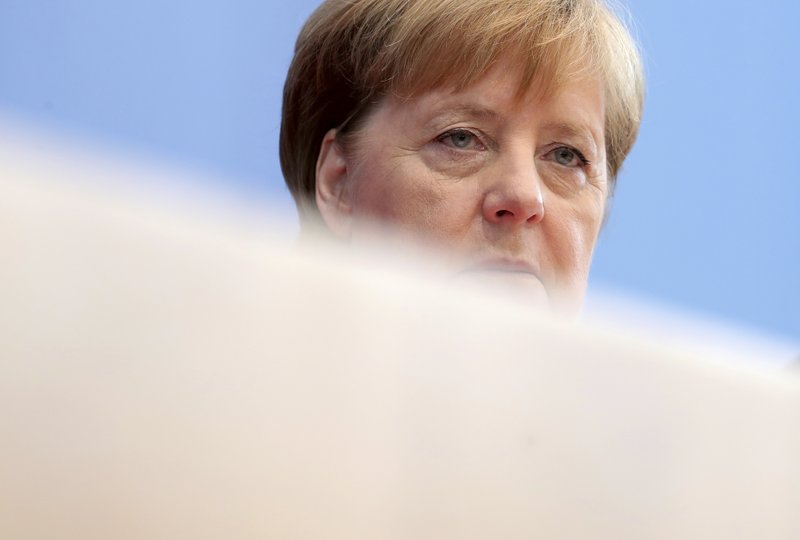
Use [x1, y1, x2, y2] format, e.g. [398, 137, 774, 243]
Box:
[362, 0, 608, 100]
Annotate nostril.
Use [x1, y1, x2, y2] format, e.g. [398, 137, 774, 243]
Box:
[496, 210, 512, 218]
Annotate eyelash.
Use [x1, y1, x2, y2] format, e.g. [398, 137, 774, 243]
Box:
[435, 128, 487, 151]
[436, 128, 590, 169]
[548, 146, 591, 168]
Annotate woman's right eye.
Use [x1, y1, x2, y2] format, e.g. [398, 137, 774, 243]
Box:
[436, 129, 486, 151]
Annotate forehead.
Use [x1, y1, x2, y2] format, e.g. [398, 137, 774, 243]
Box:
[381, 65, 606, 140]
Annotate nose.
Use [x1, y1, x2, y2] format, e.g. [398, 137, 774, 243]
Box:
[482, 154, 545, 225]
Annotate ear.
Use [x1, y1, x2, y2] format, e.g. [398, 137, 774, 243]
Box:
[315, 128, 354, 238]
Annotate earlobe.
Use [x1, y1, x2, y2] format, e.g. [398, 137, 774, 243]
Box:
[315, 128, 353, 238]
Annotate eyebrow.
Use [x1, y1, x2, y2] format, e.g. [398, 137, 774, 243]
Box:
[439, 104, 501, 120]
[540, 122, 600, 154]
[421, 103, 502, 130]
[418, 102, 602, 154]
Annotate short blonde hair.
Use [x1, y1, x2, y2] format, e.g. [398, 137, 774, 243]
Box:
[280, 0, 644, 221]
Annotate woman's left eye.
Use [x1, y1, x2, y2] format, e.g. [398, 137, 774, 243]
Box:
[547, 146, 589, 167]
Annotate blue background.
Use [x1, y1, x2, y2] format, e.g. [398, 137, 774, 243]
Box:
[1, 0, 797, 341]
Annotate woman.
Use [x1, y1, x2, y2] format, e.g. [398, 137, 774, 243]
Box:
[280, 0, 644, 313]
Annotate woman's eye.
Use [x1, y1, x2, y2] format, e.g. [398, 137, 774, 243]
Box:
[554, 147, 576, 165]
[437, 129, 484, 151]
[548, 146, 588, 167]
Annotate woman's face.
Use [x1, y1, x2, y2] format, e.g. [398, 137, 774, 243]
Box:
[315, 64, 609, 313]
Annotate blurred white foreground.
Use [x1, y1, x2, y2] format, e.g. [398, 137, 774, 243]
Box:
[1, 125, 799, 539]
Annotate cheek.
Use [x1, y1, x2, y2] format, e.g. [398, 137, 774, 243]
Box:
[544, 200, 605, 285]
[350, 157, 479, 237]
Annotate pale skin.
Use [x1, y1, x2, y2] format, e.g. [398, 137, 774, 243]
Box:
[315, 63, 609, 313]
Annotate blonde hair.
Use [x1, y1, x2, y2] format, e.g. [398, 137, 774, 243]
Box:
[280, 0, 644, 221]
